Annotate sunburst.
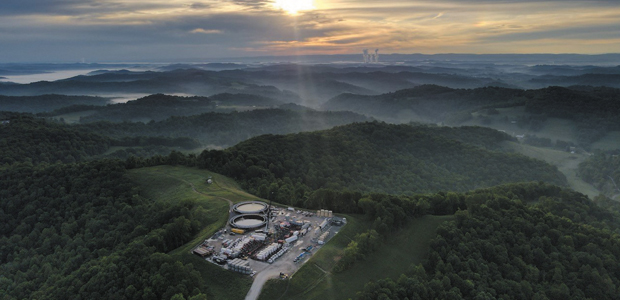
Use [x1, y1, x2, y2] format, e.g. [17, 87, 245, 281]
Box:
[273, 0, 315, 15]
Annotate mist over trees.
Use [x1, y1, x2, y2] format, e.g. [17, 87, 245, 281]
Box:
[2, 60, 620, 300]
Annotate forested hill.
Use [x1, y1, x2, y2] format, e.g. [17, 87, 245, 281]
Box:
[323, 85, 620, 145]
[74, 93, 286, 123]
[0, 112, 111, 165]
[525, 86, 620, 144]
[0, 112, 203, 165]
[322, 85, 525, 123]
[197, 122, 567, 201]
[0, 94, 109, 113]
[79, 109, 371, 148]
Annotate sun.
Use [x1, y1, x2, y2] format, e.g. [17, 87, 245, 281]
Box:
[273, 0, 315, 15]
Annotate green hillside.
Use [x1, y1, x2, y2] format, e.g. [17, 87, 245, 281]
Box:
[78, 108, 371, 148]
[356, 184, 620, 300]
[198, 122, 567, 206]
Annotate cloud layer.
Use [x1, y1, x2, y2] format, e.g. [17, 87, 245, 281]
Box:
[1, 0, 619, 61]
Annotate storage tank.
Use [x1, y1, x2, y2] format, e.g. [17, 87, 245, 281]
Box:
[328, 211, 333, 217]
[285, 235, 298, 244]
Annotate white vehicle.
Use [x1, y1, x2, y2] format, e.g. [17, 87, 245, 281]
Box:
[250, 271, 257, 277]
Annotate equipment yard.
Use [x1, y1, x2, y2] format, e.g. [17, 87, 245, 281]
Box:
[191, 201, 346, 299]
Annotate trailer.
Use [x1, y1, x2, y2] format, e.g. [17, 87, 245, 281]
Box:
[231, 228, 245, 235]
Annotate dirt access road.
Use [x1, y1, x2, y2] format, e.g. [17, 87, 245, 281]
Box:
[245, 262, 297, 300]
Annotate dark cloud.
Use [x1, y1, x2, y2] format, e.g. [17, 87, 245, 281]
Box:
[227, 0, 271, 10]
[0, 0, 172, 16]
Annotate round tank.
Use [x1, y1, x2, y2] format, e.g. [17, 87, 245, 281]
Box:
[229, 214, 267, 229]
[233, 201, 268, 214]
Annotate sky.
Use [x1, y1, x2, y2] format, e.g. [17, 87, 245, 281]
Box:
[1, 0, 620, 62]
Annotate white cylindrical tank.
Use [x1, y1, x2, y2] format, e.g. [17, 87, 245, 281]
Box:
[285, 235, 298, 243]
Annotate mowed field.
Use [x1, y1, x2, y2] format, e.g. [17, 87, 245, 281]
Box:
[127, 165, 262, 300]
[259, 215, 454, 300]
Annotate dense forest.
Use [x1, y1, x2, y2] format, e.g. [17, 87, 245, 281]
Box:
[578, 153, 620, 198]
[196, 122, 567, 206]
[0, 112, 111, 165]
[357, 184, 620, 300]
[0, 112, 202, 164]
[0, 160, 213, 299]
[0, 94, 109, 113]
[77, 109, 370, 147]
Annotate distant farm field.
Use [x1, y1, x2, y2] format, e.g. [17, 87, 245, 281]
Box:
[500, 141, 600, 198]
[259, 215, 454, 300]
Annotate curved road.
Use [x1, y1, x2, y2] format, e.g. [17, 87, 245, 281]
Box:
[245, 262, 297, 300]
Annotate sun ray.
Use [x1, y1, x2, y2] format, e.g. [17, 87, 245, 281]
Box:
[273, 0, 315, 15]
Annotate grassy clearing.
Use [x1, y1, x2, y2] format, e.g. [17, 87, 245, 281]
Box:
[591, 131, 620, 151]
[501, 141, 600, 198]
[259, 215, 454, 300]
[127, 165, 261, 300]
[130, 165, 262, 204]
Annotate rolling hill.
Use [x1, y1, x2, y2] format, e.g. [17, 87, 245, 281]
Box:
[197, 122, 567, 203]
